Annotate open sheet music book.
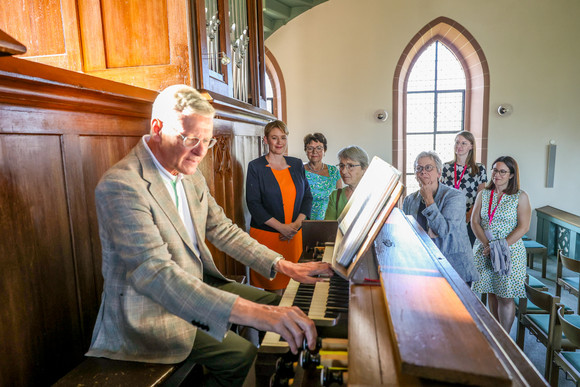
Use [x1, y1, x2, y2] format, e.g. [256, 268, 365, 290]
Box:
[331, 156, 403, 279]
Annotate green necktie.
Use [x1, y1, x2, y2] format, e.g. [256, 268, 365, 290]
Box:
[170, 179, 179, 209]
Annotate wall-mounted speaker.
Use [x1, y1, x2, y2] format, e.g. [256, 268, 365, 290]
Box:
[547, 142, 557, 188]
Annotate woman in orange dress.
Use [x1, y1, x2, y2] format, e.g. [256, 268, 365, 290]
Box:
[246, 120, 313, 293]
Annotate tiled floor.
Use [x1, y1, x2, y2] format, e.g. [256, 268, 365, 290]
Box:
[501, 254, 577, 386]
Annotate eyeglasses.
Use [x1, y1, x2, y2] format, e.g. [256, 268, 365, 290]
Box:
[492, 168, 510, 176]
[176, 132, 217, 149]
[337, 163, 361, 171]
[415, 164, 436, 173]
[306, 146, 324, 153]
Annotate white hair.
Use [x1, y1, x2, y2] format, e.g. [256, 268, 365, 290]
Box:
[414, 150, 442, 173]
[151, 85, 215, 122]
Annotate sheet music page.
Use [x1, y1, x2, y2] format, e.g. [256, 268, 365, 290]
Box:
[338, 156, 400, 234]
[333, 157, 402, 269]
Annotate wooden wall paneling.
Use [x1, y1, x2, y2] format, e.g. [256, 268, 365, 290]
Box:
[76, 0, 107, 71]
[61, 133, 100, 348]
[217, 134, 241, 275]
[197, 143, 225, 272]
[232, 135, 250, 232]
[78, 0, 190, 90]
[0, 134, 83, 386]
[0, 0, 82, 71]
[100, 0, 170, 68]
[0, 0, 64, 56]
[212, 135, 229, 274]
[0, 53, 277, 382]
[0, 57, 155, 385]
[0, 59, 157, 121]
[79, 135, 144, 299]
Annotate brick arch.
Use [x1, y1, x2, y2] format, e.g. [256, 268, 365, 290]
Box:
[392, 16, 490, 179]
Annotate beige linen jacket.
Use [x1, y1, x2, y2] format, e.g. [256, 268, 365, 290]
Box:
[86, 140, 279, 363]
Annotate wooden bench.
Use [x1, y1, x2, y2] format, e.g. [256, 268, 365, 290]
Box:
[53, 356, 202, 386]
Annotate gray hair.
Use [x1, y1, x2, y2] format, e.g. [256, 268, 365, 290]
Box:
[337, 145, 369, 169]
[151, 85, 215, 123]
[414, 150, 442, 173]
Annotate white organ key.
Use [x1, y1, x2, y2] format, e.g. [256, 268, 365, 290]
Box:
[308, 281, 329, 319]
[322, 245, 334, 263]
[279, 279, 298, 307]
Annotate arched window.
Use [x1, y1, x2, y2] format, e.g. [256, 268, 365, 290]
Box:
[393, 17, 490, 193]
[264, 47, 286, 122]
[405, 40, 466, 193]
[265, 73, 274, 114]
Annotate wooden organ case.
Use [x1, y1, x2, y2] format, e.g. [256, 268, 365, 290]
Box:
[257, 158, 546, 386]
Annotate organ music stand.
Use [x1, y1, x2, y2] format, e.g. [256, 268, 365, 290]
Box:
[331, 156, 403, 280]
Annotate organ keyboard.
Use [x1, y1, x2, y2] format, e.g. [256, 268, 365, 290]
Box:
[257, 157, 546, 386]
[260, 243, 349, 352]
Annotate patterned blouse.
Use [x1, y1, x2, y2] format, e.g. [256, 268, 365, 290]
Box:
[305, 164, 341, 220]
[441, 162, 487, 213]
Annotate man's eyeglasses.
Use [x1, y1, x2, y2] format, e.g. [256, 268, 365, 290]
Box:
[306, 146, 324, 153]
[415, 165, 436, 173]
[176, 132, 217, 149]
[337, 163, 361, 171]
[492, 168, 510, 176]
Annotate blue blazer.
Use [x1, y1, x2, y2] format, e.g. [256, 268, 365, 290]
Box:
[246, 155, 312, 232]
[402, 183, 479, 283]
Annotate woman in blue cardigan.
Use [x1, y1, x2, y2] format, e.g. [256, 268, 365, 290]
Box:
[403, 150, 479, 285]
[246, 120, 313, 292]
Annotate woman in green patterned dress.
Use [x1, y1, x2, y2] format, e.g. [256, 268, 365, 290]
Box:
[303, 133, 342, 220]
[471, 156, 531, 332]
[325, 146, 369, 220]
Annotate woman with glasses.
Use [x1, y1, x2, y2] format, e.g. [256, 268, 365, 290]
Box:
[471, 156, 531, 332]
[324, 145, 369, 220]
[440, 131, 488, 245]
[246, 120, 313, 293]
[402, 151, 479, 285]
[303, 133, 342, 220]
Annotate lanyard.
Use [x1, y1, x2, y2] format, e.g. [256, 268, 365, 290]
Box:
[453, 163, 467, 189]
[488, 190, 503, 226]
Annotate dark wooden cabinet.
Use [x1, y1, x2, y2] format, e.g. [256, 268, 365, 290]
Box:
[0, 0, 269, 107]
[0, 1, 273, 382]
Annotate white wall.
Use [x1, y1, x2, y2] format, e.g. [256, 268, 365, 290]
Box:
[266, 0, 580, 237]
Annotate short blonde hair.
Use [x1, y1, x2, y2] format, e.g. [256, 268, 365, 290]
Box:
[264, 120, 289, 137]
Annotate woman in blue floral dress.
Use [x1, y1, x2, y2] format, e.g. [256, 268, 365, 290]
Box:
[471, 156, 531, 332]
[303, 133, 342, 220]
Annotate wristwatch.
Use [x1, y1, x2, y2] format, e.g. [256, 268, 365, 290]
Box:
[271, 256, 284, 277]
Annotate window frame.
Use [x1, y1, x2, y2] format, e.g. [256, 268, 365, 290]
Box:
[264, 47, 286, 122]
[392, 17, 490, 190]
